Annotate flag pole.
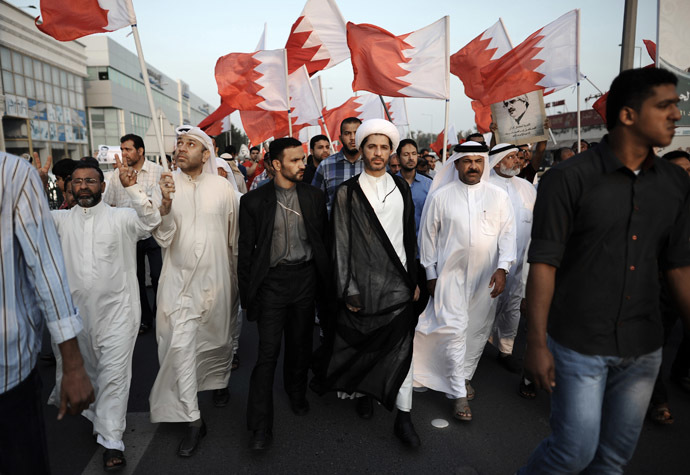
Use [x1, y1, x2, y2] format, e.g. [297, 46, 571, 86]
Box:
[575, 8, 582, 153]
[379, 95, 394, 122]
[655, 0, 660, 67]
[402, 98, 411, 138]
[125, 1, 169, 173]
[284, 49, 292, 137]
[442, 15, 450, 164]
[305, 73, 335, 154]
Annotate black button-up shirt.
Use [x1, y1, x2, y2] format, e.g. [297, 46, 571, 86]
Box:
[528, 137, 690, 357]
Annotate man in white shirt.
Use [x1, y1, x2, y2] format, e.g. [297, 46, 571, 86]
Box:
[50, 159, 160, 470]
[150, 126, 239, 457]
[104, 134, 163, 335]
[486, 144, 537, 373]
[413, 141, 516, 422]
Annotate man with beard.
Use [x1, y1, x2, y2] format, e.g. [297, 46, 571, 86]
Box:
[49, 160, 161, 470]
[322, 119, 421, 448]
[312, 117, 363, 213]
[413, 141, 516, 422]
[104, 134, 163, 335]
[304, 134, 331, 184]
[150, 126, 239, 457]
[239, 137, 330, 451]
[486, 144, 537, 374]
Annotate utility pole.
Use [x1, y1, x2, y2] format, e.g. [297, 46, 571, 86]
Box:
[620, 0, 638, 72]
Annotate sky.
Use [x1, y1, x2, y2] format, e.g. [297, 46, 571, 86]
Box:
[13, 0, 659, 136]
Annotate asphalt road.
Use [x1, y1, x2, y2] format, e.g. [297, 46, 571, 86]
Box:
[39, 311, 689, 474]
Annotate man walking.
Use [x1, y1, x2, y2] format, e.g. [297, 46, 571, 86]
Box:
[322, 119, 421, 447]
[239, 137, 330, 451]
[149, 126, 239, 457]
[519, 67, 690, 473]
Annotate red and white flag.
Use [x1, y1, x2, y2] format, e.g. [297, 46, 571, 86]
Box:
[215, 49, 289, 112]
[429, 125, 458, 157]
[658, 0, 690, 74]
[198, 102, 236, 136]
[479, 10, 579, 106]
[256, 22, 267, 51]
[323, 94, 387, 141]
[285, 0, 349, 75]
[239, 65, 320, 144]
[347, 17, 449, 100]
[387, 98, 409, 127]
[450, 20, 512, 132]
[36, 0, 135, 42]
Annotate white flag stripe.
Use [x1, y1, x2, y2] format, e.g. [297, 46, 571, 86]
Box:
[101, 0, 135, 31]
[255, 22, 267, 51]
[397, 17, 449, 99]
[483, 19, 513, 59]
[311, 76, 324, 112]
[388, 98, 408, 126]
[253, 49, 289, 111]
[659, 0, 690, 73]
[289, 66, 321, 126]
[295, 0, 349, 69]
[534, 10, 578, 91]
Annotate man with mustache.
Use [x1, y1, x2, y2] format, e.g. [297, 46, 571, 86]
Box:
[413, 141, 516, 422]
[239, 137, 330, 451]
[486, 144, 537, 375]
[49, 159, 161, 470]
[321, 119, 421, 448]
[311, 117, 363, 214]
[149, 126, 239, 458]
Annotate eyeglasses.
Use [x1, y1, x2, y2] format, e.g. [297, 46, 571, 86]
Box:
[72, 178, 99, 186]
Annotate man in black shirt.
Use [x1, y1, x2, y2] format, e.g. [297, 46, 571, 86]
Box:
[518, 68, 690, 474]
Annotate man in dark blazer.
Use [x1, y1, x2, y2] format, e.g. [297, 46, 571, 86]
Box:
[238, 137, 330, 452]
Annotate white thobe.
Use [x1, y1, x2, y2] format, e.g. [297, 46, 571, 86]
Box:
[149, 171, 239, 423]
[487, 171, 536, 354]
[49, 185, 160, 450]
[413, 179, 516, 398]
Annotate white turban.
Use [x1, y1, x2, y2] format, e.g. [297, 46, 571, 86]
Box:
[355, 118, 400, 152]
[175, 125, 217, 175]
[428, 141, 489, 198]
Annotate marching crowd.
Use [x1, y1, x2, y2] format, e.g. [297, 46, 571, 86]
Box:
[2, 67, 690, 474]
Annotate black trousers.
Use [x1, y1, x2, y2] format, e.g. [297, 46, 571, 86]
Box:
[651, 281, 690, 405]
[0, 367, 50, 474]
[137, 236, 162, 327]
[247, 262, 316, 431]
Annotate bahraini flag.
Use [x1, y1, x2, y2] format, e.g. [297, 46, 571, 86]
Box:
[36, 0, 135, 41]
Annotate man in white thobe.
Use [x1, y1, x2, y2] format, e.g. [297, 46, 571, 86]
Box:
[486, 144, 537, 373]
[150, 126, 239, 458]
[49, 159, 160, 469]
[413, 141, 516, 421]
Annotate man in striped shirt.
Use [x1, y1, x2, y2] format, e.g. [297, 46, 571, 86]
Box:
[0, 151, 94, 474]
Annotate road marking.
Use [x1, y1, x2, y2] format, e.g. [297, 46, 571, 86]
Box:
[82, 413, 157, 475]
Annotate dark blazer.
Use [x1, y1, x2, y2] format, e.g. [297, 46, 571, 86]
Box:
[238, 180, 331, 321]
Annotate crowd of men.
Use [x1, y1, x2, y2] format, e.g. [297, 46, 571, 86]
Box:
[2, 67, 690, 474]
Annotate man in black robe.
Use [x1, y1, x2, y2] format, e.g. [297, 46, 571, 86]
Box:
[321, 118, 421, 447]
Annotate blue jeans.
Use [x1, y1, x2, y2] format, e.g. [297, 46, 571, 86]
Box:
[518, 337, 661, 475]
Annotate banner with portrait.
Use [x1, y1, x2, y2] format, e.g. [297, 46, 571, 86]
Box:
[490, 89, 548, 145]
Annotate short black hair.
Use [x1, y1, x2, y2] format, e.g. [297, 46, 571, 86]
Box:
[309, 134, 329, 150]
[340, 117, 362, 134]
[52, 158, 78, 179]
[120, 134, 145, 153]
[662, 150, 690, 161]
[73, 161, 104, 182]
[269, 137, 302, 164]
[466, 132, 484, 142]
[606, 67, 678, 130]
[224, 145, 237, 155]
[250, 146, 260, 153]
[396, 138, 418, 156]
[80, 156, 100, 168]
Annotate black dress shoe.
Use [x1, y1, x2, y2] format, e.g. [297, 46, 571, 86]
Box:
[177, 419, 206, 457]
[249, 429, 273, 451]
[498, 353, 522, 374]
[213, 388, 230, 407]
[290, 396, 310, 416]
[356, 395, 374, 419]
[394, 412, 421, 448]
